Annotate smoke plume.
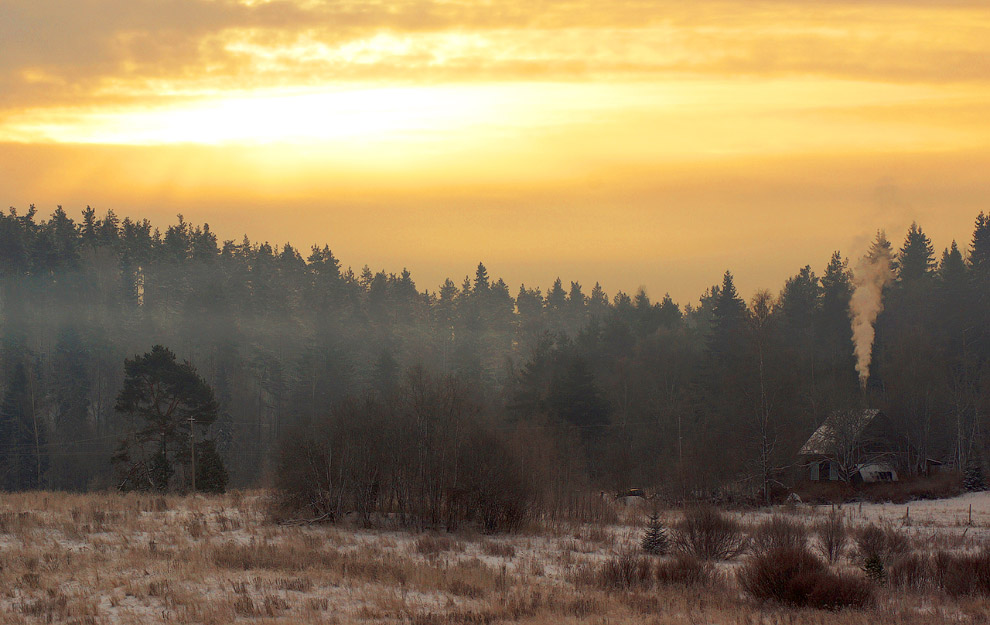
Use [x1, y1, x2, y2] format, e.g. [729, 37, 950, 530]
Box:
[849, 231, 894, 388]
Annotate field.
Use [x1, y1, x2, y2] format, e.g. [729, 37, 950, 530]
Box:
[0, 490, 988, 624]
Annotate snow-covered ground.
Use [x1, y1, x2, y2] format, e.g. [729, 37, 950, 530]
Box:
[0, 490, 987, 624]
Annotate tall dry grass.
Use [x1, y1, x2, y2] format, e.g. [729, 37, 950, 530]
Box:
[0, 490, 987, 624]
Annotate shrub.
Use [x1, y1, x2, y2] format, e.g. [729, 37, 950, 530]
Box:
[273, 371, 541, 533]
[805, 570, 874, 610]
[855, 523, 910, 565]
[939, 550, 990, 597]
[641, 512, 670, 555]
[887, 549, 990, 596]
[815, 510, 847, 564]
[888, 553, 935, 591]
[655, 555, 715, 587]
[415, 534, 459, 557]
[597, 553, 653, 590]
[673, 507, 748, 561]
[595, 553, 716, 590]
[739, 546, 873, 610]
[480, 540, 516, 558]
[739, 545, 825, 604]
[751, 516, 808, 556]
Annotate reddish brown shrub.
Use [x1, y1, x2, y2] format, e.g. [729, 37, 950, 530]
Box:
[673, 507, 748, 561]
[751, 516, 808, 556]
[597, 553, 654, 590]
[739, 546, 872, 610]
[805, 571, 874, 610]
[855, 523, 911, 564]
[888, 553, 936, 591]
[815, 510, 847, 564]
[939, 550, 990, 597]
[655, 555, 716, 587]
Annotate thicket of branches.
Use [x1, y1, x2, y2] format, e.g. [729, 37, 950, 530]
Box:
[273, 370, 545, 532]
[0, 204, 988, 496]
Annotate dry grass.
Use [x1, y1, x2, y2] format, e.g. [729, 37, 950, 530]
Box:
[0, 490, 988, 624]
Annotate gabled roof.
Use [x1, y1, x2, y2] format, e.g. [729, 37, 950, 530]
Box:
[800, 409, 881, 456]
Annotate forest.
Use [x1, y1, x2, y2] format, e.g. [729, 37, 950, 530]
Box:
[0, 204, 988, 500]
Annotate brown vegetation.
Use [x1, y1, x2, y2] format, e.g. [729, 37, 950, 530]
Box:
[796, 473, 965, 505]
[672, 506, 749, 560]
[0, 490, 989, 624]
[738, 546, 874, 610]
[816, 509, 848, 564]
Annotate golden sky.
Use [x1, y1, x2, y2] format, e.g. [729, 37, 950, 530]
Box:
[2, 0, 990, 302]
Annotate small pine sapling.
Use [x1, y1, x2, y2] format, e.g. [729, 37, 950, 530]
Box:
[863, 554, 885, 584]
[642, 512, 670, 555]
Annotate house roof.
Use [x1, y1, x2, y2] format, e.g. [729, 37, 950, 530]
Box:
[799, 409, 881, 456]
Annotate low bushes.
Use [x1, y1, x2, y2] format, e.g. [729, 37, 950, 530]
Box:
[815, 510, 847, 564]
[738, 546, 873, 610]
[855, 523, 911, 565]
[655, 555, 716, 586]
[795, 473, 963, 505]
[942, 550, 990, 597]
[750, 516, 808, 556]
[594, 553, 716, 590]
[673, 507, 748, 561]
[273, 370, 541, 533]
[889, 550, 990, 597]
[597, 553, 655, 590]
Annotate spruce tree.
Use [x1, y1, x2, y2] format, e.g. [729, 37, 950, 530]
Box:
[641, 512, 669, 555]
[0, 360, 47, 490]
[897, 222, 935, 283]
[708, 270, 747, 359]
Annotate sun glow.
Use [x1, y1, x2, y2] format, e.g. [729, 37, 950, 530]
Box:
[2, 86, 511, 147]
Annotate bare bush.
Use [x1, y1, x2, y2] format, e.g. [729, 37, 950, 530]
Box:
[815, 510, 847, 564]
[888, 553, 937, 591]
[939, 549, 990, 597]
[655, 555, 717, 587]
[738, 546, 873, 610]
[855, 522, 911, 565]
[888, 549, 990, 597]
[273, 370, 541, 533]
[750, 516, 808, 556]
[594, 552, 718, 591]
[480, 540, 516, 558]
[415, 534, 462, 557]
[597, 553, 655, 590]
[673, 507, 748, 561]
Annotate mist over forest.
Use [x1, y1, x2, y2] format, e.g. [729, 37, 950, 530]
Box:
[1, 204, 989, 500]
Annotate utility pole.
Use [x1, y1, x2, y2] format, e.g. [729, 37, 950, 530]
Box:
[189, 415, 196, 493]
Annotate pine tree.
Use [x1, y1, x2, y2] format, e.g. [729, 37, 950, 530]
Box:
[473, 262, 490, 293]
[547, 350, 609, 430]
[863, 554, 885, 584]
[897, 222, 935, 283]
[0, 360, 47, 490]
[51, 326, 94, 490]
[964, 462, 986, 492]
[112, 345, 224, 493]
[641, 512, 669, 555]
[545, 278, 567, 313]
[194, 440, 229, 493]
[971, 212, 990, 274]
[708, 270, 748, 359]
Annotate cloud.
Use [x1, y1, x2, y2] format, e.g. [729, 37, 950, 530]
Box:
[1, 0, 990, 114]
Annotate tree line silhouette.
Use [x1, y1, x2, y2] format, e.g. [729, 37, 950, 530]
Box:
[0, 204, 988, 496]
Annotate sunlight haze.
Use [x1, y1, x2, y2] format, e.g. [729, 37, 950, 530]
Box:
[2, 0, 989, 302]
